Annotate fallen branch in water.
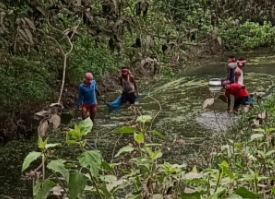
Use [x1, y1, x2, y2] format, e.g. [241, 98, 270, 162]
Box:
[0, 195, 14, 199]
[110, 134, 123, 164]
[148, 95, 162, 131]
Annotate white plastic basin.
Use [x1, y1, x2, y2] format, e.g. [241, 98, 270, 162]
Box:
[209, 86, 222, 93]
[209, 78, 222, 86]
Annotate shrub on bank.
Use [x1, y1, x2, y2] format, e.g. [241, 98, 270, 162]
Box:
[219, 20, 275, 50]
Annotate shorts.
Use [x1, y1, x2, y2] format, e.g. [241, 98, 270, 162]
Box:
[82, 103, 98, 109]
[234, 96, 249, 107]
[122, 92, 136, 104]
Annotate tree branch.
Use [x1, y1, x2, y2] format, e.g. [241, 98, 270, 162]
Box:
[46, 19, 81, 104]
[0, 195, 14, 199]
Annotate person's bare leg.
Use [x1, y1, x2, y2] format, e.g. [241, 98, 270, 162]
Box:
[82, 107, 89, 120]
[89, 107, 97, 124]
[233, 106, 239, 115]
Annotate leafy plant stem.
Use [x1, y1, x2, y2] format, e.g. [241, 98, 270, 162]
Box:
[53, 172, 69, 196]
[90, 175, 103, 199]
[42, 154, 45, 180]
[111, 134, 122, 163]
[214, 170, 223, 193]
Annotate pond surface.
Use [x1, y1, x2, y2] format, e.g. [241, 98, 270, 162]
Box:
[0, 51, 274, 198]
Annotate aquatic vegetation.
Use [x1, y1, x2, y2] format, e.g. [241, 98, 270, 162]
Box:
[20, 95, 275, 199]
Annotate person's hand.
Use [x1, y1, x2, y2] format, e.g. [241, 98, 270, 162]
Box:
[137, 92, 140, 97]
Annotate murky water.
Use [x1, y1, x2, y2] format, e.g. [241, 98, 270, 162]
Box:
[1, 52, 275, 198]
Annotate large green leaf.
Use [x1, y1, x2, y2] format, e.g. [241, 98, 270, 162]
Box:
[78, 150, 102, 176]
[79, 117, 93, 135]
[235, 187, 257, 199]
[107, 179, 130, 192]
[126, 193, 141, 199]
[45, 143, 62, 149]
[209, 187, 226, 199]
[67, 127, 81, 141]
[181, 191, 201, 199]
[22, 151, 42, 172]
[115, 145, 135, 157]
[151, 150, 163, 160]
[66, 140, 78, 145]
[185, 166, 203, 180]
[271, 187, 275, 195]
[250, 133, 264, 141]
[101, 161, 120, 173]
[99, 174, 117, 183]
[68, 172, 88, 199]
[38, 136, 49, 149]
[117, 126, 137, 134]
[136, 115, 152, 123]
[219, 160, 233, 179]
[134, 132, 144, 144]
[151, 130, 166, 140]
[225, 194, 243, 199]
[33, 179, 55, 199]
[47, 159, 69, 183]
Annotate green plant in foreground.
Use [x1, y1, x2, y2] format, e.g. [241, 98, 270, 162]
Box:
[21, 107, 275, 199]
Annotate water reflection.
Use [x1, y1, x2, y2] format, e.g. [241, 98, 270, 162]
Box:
[209, 86, 223, 93]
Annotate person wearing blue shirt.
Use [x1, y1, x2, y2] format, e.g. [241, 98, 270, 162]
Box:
[77, 72, 100, 123]
[226, 56, 237, 83]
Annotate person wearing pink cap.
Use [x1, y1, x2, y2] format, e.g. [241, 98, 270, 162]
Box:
[225, 56, 237, 84]
[234, 57, 246, 86]
[119, 67, 140, 105]
[77, 72, 100, 123]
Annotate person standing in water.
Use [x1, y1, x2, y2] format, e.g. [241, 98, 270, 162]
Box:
[77, 72, 100, 123]
[222, 82, 251, 114]
[222, 56, 238, 111]
[234, 57, 246, 86]
[226, 56, 237, 84]
[119, 67, 140, 105]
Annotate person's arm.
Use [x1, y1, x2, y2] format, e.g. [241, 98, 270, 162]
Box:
[77, 85, 83, 106]
[130, 76, 139, 95]
[226, 67, 230, 80]
[225, 90, 230, 111]
[119, 77, 122, 87]
[234, 70, 241, 83]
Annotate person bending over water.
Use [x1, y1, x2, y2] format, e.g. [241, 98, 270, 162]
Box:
[77, 72, 100, 123]
[222, 82, 251, 114]
[234, 58, 246, 86]
[119, 67, 140, 105]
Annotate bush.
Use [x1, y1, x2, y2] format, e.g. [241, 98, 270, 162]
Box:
[219, 20, 275, 50]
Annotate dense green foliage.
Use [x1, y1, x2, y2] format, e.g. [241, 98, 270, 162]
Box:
[1, 0, 275, 129]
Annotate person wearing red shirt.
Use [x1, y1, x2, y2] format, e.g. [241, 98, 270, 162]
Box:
[222, 82, 250, 113]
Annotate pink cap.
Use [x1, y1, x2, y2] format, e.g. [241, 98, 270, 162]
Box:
[237, 60, 246, 67]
